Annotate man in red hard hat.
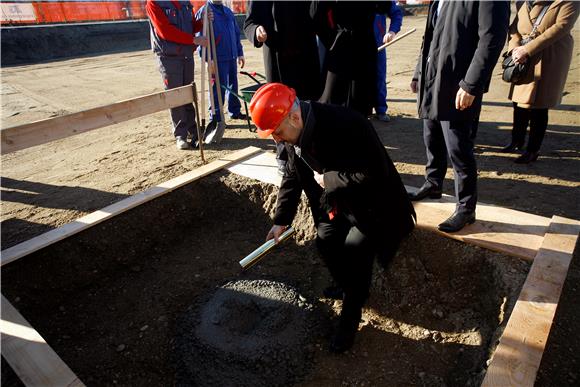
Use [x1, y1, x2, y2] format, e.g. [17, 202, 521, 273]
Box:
[250, 83, 416, 353]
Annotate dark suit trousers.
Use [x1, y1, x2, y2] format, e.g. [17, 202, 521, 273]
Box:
[316, 215, 375, 310]
[423, 119, 477, 213]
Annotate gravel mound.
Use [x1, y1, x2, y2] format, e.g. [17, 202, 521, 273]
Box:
[174, 279, 320, 387]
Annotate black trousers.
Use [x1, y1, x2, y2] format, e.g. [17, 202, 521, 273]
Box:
[316, 214, 400, 312]
[423, 119, 478, 213]
[511, 103, 549, 152]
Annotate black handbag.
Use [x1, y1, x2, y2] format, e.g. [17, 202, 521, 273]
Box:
[501, 4, 550, 85]
[501, 52, 531, 85]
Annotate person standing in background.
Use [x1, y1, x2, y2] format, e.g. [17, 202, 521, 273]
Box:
[373, 0, 403, 122]
[244, 1, 321, 175]
[146, 0, 209, 150]
[311, 1, 393, 116]
[409, 1, 510, 232]
[502, 1, 580, 164]
[196, 0, 246, 129]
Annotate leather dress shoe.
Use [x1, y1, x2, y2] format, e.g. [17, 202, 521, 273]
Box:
[514, 151, 539, 164]
[438, 211, 476, 233]
[501, 141, 524, 153]
[408, 183, 442, 201]
[330, 307, 361, 353]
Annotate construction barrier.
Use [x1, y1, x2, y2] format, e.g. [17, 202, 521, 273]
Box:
[0, 0, 247, 26]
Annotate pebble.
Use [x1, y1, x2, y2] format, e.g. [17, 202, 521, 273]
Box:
[14, 297, 20, 303]
[116, 344, 126, 352]
[140, 325, 149, 331]
[59, 306, 65, 312]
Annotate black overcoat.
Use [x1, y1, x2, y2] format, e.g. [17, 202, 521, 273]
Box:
[243, 1, 321, 100]
[310, 1, 391, 115]
[413, 1, 510, 121]
[274, 102, 416, 243]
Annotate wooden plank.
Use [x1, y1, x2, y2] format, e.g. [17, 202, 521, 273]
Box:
[1, 294, 84, 387]
[227, 152, 552, 261]
[227, 150, 283, 186]
[1, 84, 194, 155]
[0, 146, 262, 267]
[409, 197, 551, 261]
[482, 216, 580, 387]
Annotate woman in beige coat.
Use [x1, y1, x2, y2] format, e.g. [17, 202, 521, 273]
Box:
[504, 0, 579, 163]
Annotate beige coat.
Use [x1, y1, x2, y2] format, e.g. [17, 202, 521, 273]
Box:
[508, 0, 579, 108]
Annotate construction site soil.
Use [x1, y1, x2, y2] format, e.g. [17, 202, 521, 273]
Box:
[2, 173, 529, 386]
[1, 14, 579, 386]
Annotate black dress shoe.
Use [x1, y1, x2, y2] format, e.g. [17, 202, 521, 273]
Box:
[323, 285, 344, 300]
[514, 151, 539, 164]
[329, 307, 361, 353]
[501, 141, 524, 153]
[408, 183, 442, 201]
[438, 211, 476, 233]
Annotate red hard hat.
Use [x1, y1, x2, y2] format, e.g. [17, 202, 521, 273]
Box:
[249, 83, 296, 139]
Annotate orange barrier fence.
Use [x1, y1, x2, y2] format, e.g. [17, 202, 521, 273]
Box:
[1, 0, 247, 26]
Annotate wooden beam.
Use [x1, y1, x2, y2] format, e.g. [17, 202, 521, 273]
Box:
[228, 152, 552, 261]
[1, 84, 195, 155]
[1, 294, 84, 387]
[482, 216, 580, 387]
[410, 197, 551, 261]
[0, 146, 262, 267]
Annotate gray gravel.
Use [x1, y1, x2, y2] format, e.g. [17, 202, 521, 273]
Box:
[174, 279, 321, 387]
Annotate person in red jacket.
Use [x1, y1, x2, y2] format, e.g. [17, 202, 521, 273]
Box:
[146, 0, 209, 150]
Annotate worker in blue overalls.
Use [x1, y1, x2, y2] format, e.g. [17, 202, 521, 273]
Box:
[374, 1, 403, 122]
[196, 0, 245, 127]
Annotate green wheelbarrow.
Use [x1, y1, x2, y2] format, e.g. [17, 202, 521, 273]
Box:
[221, 71, 266, 132]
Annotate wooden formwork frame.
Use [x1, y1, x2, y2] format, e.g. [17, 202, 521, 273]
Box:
[1, 86, 579, 386]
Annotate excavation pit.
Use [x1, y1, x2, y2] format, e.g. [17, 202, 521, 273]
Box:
[1, 170, 530, 386]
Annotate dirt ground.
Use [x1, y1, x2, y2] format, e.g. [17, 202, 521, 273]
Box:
[1, 172, 529, 387]
[1, 14, 579, 386]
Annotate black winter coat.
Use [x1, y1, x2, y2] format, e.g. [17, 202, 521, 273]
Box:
[413, 1, 510, 121]
[243, 1, 321, 100]
[310, 1, 391, 115]
[274, 102, 416, 242]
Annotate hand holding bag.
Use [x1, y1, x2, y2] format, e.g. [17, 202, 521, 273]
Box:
[502, 4, 550, 85]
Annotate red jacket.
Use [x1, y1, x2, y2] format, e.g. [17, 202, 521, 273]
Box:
[146, 0, 203, 46]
